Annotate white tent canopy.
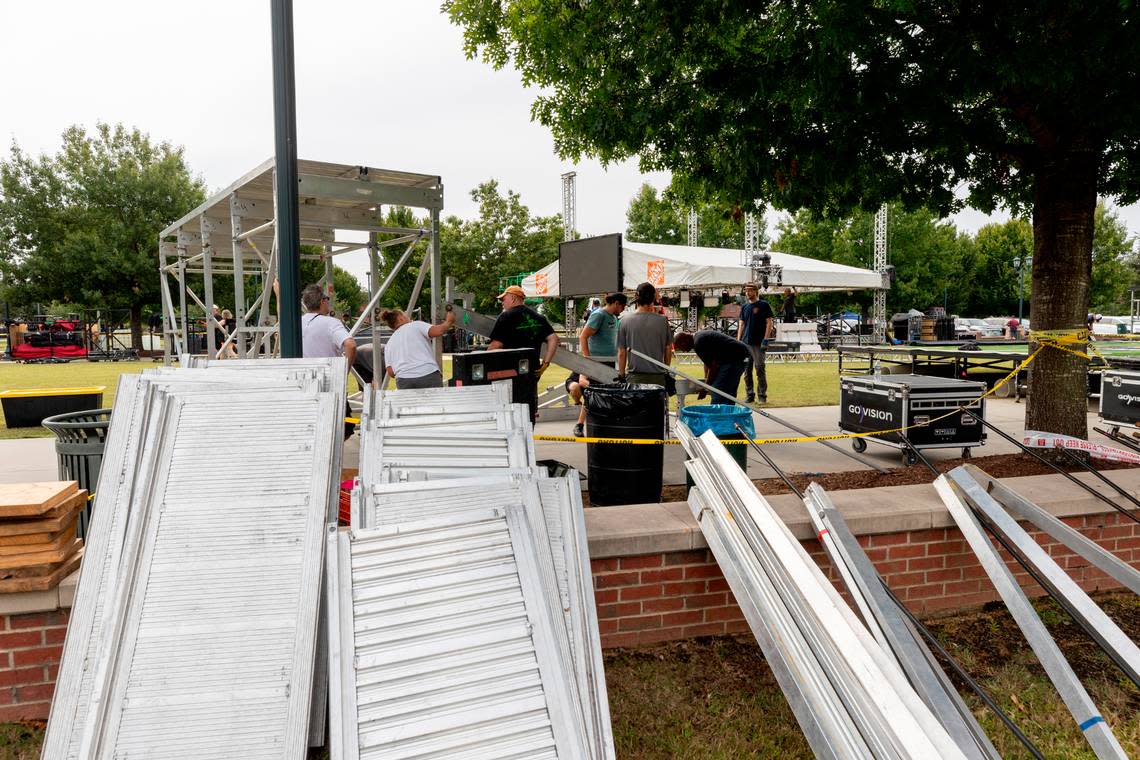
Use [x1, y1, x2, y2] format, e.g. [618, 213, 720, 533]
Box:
[520, 241, 885, 298]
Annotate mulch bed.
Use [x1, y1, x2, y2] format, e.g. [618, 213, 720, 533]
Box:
[650, 452, 1140, 504]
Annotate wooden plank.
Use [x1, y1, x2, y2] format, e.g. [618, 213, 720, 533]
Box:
[0, 538, 82, 572]
[0, 482, 79, 518]
[0, 549, 83, 593]
[0, 518, 78, 554]
[0, 491, 86, 536]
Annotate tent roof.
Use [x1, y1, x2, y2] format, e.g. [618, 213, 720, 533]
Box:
[520, 240, 884, 298]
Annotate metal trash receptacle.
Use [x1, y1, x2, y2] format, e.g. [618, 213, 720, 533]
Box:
[42, 408, 110, 538]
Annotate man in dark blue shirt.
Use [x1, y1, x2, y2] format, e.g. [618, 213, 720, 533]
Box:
[673, 329, 750, 402]
[736, 283, 774, 403]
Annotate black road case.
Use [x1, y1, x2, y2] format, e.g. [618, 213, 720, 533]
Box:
[839, 374, 987, 465]
[449, 347, 539, 417]
[1098, 368, 1140, 431]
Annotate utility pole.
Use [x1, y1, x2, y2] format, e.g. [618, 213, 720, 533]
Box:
[1014, 255, 1032, 326]
[872, 204, 888, 344]
[271, 0, 301, 357]
[687, 208, 699, 247]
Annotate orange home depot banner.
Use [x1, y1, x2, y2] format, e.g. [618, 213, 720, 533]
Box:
[646, 259, 665, 286]
[535, 272, 548, 295]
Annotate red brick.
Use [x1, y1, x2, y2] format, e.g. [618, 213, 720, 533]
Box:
[705, 606, 744, 622]
[706, 579, 730, 593]
[619, 615, 662, 632]
[7, 611, 67, 630]
[620, 555, 664, 570]
[681, 622, 727, 638]
[683, 564, 723, 580]
[593, 589, 619, 605]
[590, 558, 620, 573]
[620, 584, 664, 601]
[0, 630, 43, 649]
[662, 581, 707, 596]
[684, 592, 727, 609]
[642, 597, 685, 613]
[864, 548, 889, 562]
[598, 602, 642, 619]
[869, 533, 910, 547]
[908, 528, 948, 543]
[1117, 536, 1140, 550]
[0, 703, 49, 722]
[946, 552, 979, 568]
[907, 556, 945, 571]
[884, 571, 926, 588]
[887, 544, 926, 560]
[905, 583, 944, 600]
[45, 665, 58, 681]
[962, 564, 989, 579]
[664, 550, 709, 566]
[0, 689, 11, 705]
[14, 683, 54, 703]
[1061, 516, 1084, 528]
[639, 567, 684, 583]
[926, 568, 963, 583]
[601, 632, 639, 649]
[724, 619, 751, 635]
[0, 667, 45, 688]
[595, 572, 639, 589]
[927, 540, 966, 555]
[598, 619, 618, 635]
[661, 611, 703, 627]
[44, 627, 67, 646]
[12, 647, 62, 668]
[944, 579, 981, 595]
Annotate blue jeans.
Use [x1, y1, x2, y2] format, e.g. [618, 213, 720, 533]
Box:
[710, 361, 746, 401]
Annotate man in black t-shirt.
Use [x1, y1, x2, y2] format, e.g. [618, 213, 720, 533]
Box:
[736, 283, 775, 403]
[673, 330, 750, 403]
[488, 285, 559, 420]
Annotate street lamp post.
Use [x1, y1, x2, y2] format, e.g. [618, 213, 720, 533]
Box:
[1013, 255, 1032, 328]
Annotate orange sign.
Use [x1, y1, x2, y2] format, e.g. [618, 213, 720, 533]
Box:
[535, 272, 549, 295]
[647, 259, 666, 286]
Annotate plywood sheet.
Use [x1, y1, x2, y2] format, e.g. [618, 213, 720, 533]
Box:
[0, 482, 79, 517]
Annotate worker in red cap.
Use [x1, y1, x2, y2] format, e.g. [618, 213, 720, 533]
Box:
[488, 284, 559, 420]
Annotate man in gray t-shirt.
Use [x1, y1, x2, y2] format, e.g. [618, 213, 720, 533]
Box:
[617, 282, 673, 387]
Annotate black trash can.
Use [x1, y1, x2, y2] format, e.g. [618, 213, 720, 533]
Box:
[584, 383, 666, 506]
[42, 408, 110, 539]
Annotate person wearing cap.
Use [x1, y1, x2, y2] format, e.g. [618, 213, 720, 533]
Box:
[672, 329, 750, 402]
[568, 292, 628, 436]
[488, 285, 559, 420]
[617, 282, 673, 387]
[737, 282, 774, 403]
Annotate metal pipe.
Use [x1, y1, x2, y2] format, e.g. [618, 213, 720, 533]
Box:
[271, 0, 301, 357]
[734, 423, 803, 498]
[349, 238, 419, 339]
[1059, 447, 1140, 513]
[405, 246, 431, 314]
[234, 218, 275, 242]
[899, 434, 940, 477]
[1092, 427, 1140, 454]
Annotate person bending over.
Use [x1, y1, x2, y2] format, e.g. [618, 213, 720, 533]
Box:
[673, 329, 750, 404]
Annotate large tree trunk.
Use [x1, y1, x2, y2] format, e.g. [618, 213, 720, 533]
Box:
[1024, 145, 1097, 439]
[129, 304, 143, 352]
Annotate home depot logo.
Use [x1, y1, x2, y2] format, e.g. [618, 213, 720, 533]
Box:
[848, 404, 893, 423]
[647, 259, 665, 286]
[535, 272, 548, 295]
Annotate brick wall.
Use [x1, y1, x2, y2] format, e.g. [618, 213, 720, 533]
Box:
[592, 510, 1140, 649]
[0, 609, 70, 721]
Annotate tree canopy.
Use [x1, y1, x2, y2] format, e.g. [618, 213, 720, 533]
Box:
[0, 123, 206, 344]
[625, 182, 768, 250]
[447, 0, 1140, 437]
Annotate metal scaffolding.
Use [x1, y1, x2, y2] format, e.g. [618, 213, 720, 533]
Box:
[158, 158, 444, 368]
[872, 204, 889, 344]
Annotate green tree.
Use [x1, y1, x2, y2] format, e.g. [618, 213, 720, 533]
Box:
[966, 220, 1034, 319]
[625, 182, 765, 249]
[441, 180, 563, 312]
[0, 123, 206, 347]
[774, 205, 969, 317]
[1090, 204, 1136, 314]
[447, 0, 1140, 437]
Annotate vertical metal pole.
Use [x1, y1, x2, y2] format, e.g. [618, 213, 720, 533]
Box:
[368, 232, 381, 388]
[323, 237, 335, 317]
[1018, 262, 1025, 325]
[176, 229, 190, 356]
[159, 240, 174, 364]
[429, 207, 442, 365]
[229, 195, 248, 355]
[271, 0, 302, 358]
[200, 217, 217, 358]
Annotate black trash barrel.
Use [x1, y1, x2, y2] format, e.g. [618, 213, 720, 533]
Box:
[42, 408, 110, 538]
[584, 383, 666, 506]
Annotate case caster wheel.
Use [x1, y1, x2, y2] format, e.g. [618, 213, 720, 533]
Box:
[851, 438, 867, 453]
[904, 449, 918, 466]
[961, 447, 972, 459]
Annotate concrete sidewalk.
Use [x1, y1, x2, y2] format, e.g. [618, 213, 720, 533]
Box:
[0, 437, 58, 483]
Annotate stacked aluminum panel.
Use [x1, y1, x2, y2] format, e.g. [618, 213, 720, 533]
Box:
[44, 361, 344, 760]
[332, 384, 614, 759]
[679, 425, 969, 759]
[936, 468, 1133, 759]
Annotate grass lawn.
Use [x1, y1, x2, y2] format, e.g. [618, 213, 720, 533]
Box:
[0, 358, 842, 438]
